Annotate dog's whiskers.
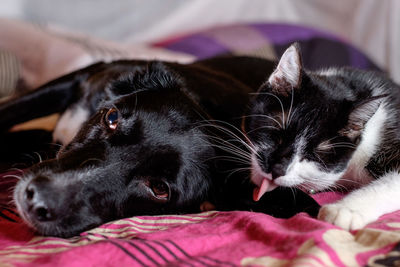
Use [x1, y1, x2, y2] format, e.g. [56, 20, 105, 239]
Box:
[79, 158, 104, 168]
[7, 198, 18, 208]
[47, 142, 63, 148]
[6, 168, 25, 175]
[34, 152, 43, 163]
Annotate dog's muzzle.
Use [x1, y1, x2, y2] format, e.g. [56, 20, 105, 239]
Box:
[23, 175, 57, 222]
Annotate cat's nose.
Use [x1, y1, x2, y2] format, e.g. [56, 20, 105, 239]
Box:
[271, 164, 285, 179]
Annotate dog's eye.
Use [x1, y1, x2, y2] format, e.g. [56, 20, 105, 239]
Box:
[104, 108, 119, 130]
[150, 180, 169, 200]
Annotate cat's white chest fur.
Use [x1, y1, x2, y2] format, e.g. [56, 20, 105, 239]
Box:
[338, 104, 387, 188]
[319, 103, 400, 230]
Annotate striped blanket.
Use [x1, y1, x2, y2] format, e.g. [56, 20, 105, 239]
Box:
[1, 176, 400, 267]
[1, 20, 398, 267]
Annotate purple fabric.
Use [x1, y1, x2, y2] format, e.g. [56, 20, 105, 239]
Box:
[250, 23, 342, 44]
[347, 45, 371, 70]
[160, 35, 227, 60]
[154, 23, 380, 71]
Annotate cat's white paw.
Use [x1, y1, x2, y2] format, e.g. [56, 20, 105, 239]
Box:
[318, 203, 371, 230]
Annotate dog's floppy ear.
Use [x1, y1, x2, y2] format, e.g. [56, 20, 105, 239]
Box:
[0, 62, 107, 131]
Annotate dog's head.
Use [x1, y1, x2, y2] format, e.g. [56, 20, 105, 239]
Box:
[13, 62, 219, 237]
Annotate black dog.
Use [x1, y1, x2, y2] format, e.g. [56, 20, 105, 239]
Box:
[0, 57, 319, 237]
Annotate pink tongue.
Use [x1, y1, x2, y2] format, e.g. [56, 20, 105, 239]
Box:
[253, 178, 277, 201]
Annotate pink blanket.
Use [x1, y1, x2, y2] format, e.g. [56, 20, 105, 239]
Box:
[1, 187, 400, 266]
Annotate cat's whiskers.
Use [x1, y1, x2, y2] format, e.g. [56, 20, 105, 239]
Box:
[299, 174, 338, 192]
[205, 140, 252, 162]
[195, 120, 258, 155]
[286, 87, 295, 127]
[287, 108, 298, 128]
[245, 125, 279, 135]
[191, 111, 254, 162]
[290, 187, 297, 201]
[337, 178, 363, 186]
[313, 152, 328, 170]
[193, 120, 262, 179]
[242, 114, 283, 129]
[316, 141, 357, 152]
[205, 155, 251, 165]
[194, 110, 255, 151]
[195, 137, 253, 165]
[191, 135, 253, 163]
[328, 142, 356, 147]
[207, 134, 253, 155]
[331, 183, 349, 193]
[253, 89, 299, 130]
[226, 166, 253, 178]
[195, 140, 252, 159]
[251, 92, 288, 128]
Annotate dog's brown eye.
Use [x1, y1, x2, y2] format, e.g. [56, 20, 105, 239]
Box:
[150, 180, 169, 200]
[104, 108, 119, 130]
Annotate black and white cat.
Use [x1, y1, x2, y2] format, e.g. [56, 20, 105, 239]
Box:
[244, 43, 400, 230]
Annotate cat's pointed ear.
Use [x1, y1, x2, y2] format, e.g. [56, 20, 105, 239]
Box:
[268, 43, 303, 96]
[341, 95, 387, 140]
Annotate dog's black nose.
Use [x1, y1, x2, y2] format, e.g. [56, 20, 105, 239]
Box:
[25, 176, 55, 221]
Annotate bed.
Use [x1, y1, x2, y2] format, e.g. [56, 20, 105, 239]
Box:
[0, 20, 398, 267]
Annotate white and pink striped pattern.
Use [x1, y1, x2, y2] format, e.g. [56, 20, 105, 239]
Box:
[2, 196, 400, 267]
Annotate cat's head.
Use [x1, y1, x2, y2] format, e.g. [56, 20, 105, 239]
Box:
[243, 43, 385, 200]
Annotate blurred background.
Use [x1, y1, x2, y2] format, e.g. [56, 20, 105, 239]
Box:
[0, 0, 399, 85]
